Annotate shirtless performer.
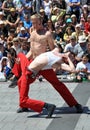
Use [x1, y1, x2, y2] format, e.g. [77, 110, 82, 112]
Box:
[9, 14, 83, 117]
[9, 13, 55, 87]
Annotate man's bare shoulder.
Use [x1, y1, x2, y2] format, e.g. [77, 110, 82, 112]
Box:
[45, 30, 52, 36]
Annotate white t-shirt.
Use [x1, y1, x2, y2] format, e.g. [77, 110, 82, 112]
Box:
[76, 61, 90, 75]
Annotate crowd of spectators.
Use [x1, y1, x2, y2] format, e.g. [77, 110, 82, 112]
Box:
[0, 0, 90, 82]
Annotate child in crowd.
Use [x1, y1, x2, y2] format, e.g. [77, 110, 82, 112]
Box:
[0, 57, 11, 79]
[75, 54, 90, 81]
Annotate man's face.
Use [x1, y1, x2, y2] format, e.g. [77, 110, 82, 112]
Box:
[31, 18, 41, 30]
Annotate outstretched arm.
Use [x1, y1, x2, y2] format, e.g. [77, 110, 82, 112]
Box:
[60, 54, 75, 72]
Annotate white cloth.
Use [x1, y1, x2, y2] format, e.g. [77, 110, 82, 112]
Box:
[35, 51, 62, 70]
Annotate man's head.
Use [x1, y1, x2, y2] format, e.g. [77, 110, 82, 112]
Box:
[70, 35, 76, 45]
[31, 14, 42, 29]
[78, 35, 87, 46]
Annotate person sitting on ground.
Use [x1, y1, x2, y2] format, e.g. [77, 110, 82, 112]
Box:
[0, 57, 11, 79]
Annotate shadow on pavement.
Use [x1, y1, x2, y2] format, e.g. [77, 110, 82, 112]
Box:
[27, 106, 90, 118]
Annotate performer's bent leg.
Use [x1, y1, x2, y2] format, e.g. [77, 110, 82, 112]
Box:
[18, 75, 45, 113]
[40, 69, 78, 107]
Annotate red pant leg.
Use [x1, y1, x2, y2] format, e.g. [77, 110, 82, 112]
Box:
[40, 69, 78, 107]
[18, 74, 45, 113]
[12, 53, 31, 78]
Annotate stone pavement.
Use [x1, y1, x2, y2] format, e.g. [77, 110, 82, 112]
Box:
[0, 79, 90, 130]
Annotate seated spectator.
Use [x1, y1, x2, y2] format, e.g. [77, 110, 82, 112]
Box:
[63, 18, 75, 33]
[74, 35, 87, 62]
[51, 7, 66, 24]
[23, 14, 32, 30]
[45, 19, 55, 33]
[19, 41, 29, 55]
[0, 20, 8, 37]
[67, 0, 80, 21]
[13, 0, 24, 21]
[17, 27, 30, 42]
[1, 0, 14, 19]
[11, 37, 21, 54]
[0, 56, 11, 79]
[84, 37, 90, 62]
[63, 26, 73, 43]
[81, 4, 90, 21]
[71, 14, 78, 26]
[72, 24, 83, 42]
[23, 0, 33, 16]
[16, 20, 24, 34]
[6, 8, 20, 31]
[54, 24, 64, 43]
[85, 15, 90, 34]
[7, 28, 16, 43]
[75, 54, 90, 81]
[53, 0, 67, 10]
[39, 8, 48, 26]
[43, 0, 52, 19]
[64, 35, 77, 52]
[80, 17, 85, 31]
[0, 43, 4, 60]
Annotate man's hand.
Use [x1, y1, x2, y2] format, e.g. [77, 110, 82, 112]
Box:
[15, 58, 20, 64]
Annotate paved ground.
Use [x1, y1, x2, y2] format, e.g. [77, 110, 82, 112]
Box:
[0, 79, 90, 130]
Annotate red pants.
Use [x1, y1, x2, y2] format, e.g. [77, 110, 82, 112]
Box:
[13, 53, 78, 113]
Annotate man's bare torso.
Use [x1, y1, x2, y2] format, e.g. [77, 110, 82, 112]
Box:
[30, 29, 52, 58]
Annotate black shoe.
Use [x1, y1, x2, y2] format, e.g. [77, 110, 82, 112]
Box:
[44, 103, 56, 118]
[8, 76, 18, 88]
[17, 108, 29, 113]
[75, 104, 83, 113]
[38, 76, 43, 82]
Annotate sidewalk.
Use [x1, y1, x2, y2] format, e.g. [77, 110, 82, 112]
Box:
[0, 80, 90, 130]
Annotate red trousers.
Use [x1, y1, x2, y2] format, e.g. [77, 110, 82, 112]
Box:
[13, 53, 78, 113]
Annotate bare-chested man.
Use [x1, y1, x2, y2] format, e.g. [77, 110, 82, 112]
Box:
[9, 14, 83, 117]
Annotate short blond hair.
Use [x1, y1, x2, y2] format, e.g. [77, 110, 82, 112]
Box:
[31, 13, 42, 20]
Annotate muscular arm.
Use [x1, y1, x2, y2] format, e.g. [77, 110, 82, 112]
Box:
[61, 56, 75, 72]
[26, 49, 33, 59]
[46, 31, 55, 51]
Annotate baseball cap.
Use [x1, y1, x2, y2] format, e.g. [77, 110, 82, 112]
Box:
[66, 18, 72, 23]
[10, 8, 16, 12]
[78, 35, 86, 43]
[20, 27, 25, 31]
